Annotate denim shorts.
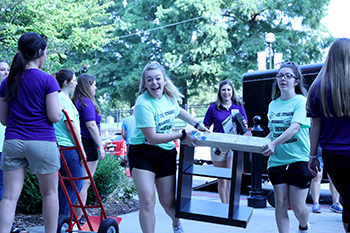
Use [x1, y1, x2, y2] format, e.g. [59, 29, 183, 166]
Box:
[1, 139, 60, 175]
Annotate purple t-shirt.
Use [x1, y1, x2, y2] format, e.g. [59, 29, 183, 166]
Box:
[307, 79, 350, 156]
[203, 103, 248, 133]
[0, 69, 60, 141]
[74, 97, 101, 139]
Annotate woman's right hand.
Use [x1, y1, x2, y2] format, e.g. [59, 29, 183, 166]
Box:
[99, 146, 105, 160]
[308, 157, 320, 176]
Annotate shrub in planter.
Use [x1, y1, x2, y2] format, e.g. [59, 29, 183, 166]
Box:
[87, 154, 136, 204]
[17, 155, 136, 215]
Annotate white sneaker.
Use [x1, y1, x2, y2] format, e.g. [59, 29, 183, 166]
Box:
[297, 222, 309, 233]
[173, 222, 184, 233]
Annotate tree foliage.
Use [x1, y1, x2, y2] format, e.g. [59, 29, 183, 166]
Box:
[0, 0, 334, 109]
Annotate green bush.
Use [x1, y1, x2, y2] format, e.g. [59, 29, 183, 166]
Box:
[18, 170, 42, 214]
[87, 154, 136, 204]
[17, 155, 136, 215]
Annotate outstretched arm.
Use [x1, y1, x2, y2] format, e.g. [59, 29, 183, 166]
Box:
[261, 122, 301, 156]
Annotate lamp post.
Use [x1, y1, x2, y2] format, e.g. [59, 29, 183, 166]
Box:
[265, 33, 275, 69]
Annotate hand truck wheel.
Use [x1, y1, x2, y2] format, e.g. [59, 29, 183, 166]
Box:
[97, 218, 119, 233]
[57, 215, 70, 233]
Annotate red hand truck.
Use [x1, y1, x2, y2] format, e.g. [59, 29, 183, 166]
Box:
[57, 109, 122, 233]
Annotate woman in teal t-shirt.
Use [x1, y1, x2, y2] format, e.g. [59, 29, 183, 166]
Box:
[129, 61, 207, 233]
[261, 62, 314, 233]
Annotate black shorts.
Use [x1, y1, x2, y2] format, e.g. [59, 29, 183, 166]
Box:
[268, 162, 315, 189]
[82, 138, 99, 162]
[128, 144, 177, 178]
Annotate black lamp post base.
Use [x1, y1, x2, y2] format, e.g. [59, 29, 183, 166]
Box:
[247, 192, 267, 208]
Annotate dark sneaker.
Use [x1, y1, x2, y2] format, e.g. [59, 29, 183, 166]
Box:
[330, 202, 343, 213]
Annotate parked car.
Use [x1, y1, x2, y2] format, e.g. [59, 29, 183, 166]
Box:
[103, 133, 127, 164]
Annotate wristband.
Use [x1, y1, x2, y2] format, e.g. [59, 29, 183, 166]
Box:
[308, 155, 317, 159]
[180, 129, 187, 141]
[194, 122, 200, 129]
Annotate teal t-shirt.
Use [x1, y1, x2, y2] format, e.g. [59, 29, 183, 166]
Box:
[0, 124, 4, 152]
[131, 91, 180, 150]
[54, 92, 80, 147]
[267, 94, 310, 168]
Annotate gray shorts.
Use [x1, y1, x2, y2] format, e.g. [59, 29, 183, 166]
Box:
[210, 148, 233, 162]
[1, 139, 60, 175]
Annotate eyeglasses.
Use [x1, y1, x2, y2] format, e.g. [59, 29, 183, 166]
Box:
[276, 73, 295, 80]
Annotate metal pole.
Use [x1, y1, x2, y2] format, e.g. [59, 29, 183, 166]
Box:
[247, 115, 267, 208]
[269, 43, 272, 70]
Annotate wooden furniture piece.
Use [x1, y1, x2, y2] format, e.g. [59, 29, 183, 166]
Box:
[175, 133, 270, 228]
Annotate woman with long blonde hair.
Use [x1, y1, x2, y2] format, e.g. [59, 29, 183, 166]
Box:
[129, 61, 208, 233]
[307, 38, 350, 232]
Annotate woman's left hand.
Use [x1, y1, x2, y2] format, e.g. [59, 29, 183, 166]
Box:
[183, 130, 197, 147]
[261, 142, 275, 156]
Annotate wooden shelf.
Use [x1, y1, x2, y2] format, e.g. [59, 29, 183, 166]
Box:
[177, 198, 252, 228]
[183, 164, 231, 179]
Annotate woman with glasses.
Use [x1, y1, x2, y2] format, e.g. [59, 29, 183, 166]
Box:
[307, 38, 350, 232]
[0, 32, 62, 233]
[261, 62, 313, 233]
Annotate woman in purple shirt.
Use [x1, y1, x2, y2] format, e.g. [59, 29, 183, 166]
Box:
[0, 32, 62, 233]
[203, 80, 248, 203]
[72, 73, 105, 222]
[307, 38, 350, 232]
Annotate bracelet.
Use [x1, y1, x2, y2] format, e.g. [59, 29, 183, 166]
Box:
[194, 122, 200, 129]
[308, 155, 317, 159]
[180, 129, 187, 141]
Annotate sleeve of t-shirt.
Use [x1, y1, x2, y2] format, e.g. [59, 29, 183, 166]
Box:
[307, 85, 321, 118]
[82, 98, 96, 122]
[46, 74, 60, 94]
[174, 101, 180, 117]
[134, 104, 155, 128]
[292, 96, 310, 128]
[203, 105, 213, 127]
[64, 99, 76, 123]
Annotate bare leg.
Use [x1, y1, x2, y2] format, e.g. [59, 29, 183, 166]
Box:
[289, 185, 309, 229]
[273, 183, 289, 233]
[0, 168, 26, 233]
[310, 168, 323, 204]
[74, 160, 98, 217]
[155, 174, 180, 227]
[212, 160, 228, 203]
[225, 155, 233, 203]
[327, 174, 340, 204]
[132, 168, 156, 233]
[36, 172, 59, 233]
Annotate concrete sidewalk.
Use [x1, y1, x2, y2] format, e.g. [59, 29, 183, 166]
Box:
[27, 189, 343, 233]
